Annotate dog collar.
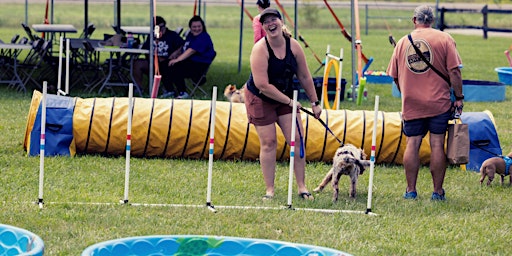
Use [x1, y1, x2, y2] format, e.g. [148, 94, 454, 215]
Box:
[502, 156, 512, 176]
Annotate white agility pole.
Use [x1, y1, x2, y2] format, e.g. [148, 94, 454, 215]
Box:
[122, 83, 134, 204]
[37, 81, 47, 209]
[65, 38, 70, 95]
[335, 48, 343, 110]
[321, 45, 343, 110]
[320, 45, 330, 108]
[206, 86, 218, 213]
[366, 95, 379, 214]
[57, 37, 63, 95]
[286, 90, 299, 209]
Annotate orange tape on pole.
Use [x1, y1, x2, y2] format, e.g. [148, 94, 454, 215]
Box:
[236, 0, 254, 20]
[275, 0, 323, 65]
[323, 0, 369, 64]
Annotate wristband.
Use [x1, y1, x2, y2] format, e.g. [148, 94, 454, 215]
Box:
[311, 101, 320, 107]
[455, 94, 464, 100]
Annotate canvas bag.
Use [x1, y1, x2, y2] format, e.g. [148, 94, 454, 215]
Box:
[446, 119, 470, 164]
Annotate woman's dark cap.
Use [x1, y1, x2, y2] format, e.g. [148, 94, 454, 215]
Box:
[259, 8, 282, 23]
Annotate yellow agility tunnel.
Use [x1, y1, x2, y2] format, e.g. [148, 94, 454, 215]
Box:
[25, 90, 439, 164]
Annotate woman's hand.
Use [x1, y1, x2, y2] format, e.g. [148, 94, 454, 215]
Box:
[288, 99, 302, 109]
[168, 59, 178, 66]
[311, 105, 322, 119]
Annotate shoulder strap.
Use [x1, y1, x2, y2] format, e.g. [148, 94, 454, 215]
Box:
[408, 34, 450, 86]
[264, 36, 275, 59]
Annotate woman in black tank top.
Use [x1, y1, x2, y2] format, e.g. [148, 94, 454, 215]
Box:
[244, 8, 322, 201]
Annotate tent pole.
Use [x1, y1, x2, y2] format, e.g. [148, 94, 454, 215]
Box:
[149, 0, 155, 95]
[51, 0, 54, 24]
[350, 0, 356, 87]
[294, 0, 298, 39]
[25, 0, 28, 25]
[237, 0, 245, 73]
[84, 0, 88, 32]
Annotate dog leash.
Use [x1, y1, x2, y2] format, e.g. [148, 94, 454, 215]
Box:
[295, 118, 305, 158]
[300, 107, 343, 144]
[470, 141, 502, 157]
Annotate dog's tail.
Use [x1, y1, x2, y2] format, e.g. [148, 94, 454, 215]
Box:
[480, 165, 495, 185]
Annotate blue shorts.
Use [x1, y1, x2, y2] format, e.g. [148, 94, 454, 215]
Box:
[403, 111, 452, 137]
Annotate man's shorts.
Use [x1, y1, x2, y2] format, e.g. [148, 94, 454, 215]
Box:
[245, 89, 293, 126]
[402, 110, 452, 137]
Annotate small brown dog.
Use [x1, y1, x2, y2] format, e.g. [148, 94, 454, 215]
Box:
[223, 84, 245, 103]
[313, 144, 370, 201]
[479, 152, 512, 186]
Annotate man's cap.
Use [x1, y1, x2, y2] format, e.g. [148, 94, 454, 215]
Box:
[259, 8, 282, 24]
[156, 16, 166, 26]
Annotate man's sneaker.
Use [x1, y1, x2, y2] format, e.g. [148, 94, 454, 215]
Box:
[431, 189, 446, 201]
[403, 190, 417, 200]
[177, 91, 189, 99]
[160, 91, 175, 98]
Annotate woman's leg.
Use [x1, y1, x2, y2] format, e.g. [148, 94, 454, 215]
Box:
[132, 59, 149, 92]
[171, 60, 210, 94]
[254, 124, 278, 197]
[157, 61, 175, 94]
[277, 113, 311, 196]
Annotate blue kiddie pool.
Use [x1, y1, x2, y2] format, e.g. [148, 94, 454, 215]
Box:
[0, 224, 45, 256]
[495, 67, 512, 85]
[392, 80, 505, 102]
[81, 235, 351, 256]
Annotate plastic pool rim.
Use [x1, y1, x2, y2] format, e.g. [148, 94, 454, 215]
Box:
[81, 234, 351, 256]
[0, 223, 45, 256]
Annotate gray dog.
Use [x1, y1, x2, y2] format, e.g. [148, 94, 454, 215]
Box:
[313, 144, 370, 201]
[479, 152, 512, 186]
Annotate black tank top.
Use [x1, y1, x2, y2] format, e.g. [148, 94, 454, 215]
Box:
[246, 36, 297, 103]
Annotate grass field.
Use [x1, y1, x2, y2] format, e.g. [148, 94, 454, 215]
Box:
[1, 2, 512, 255]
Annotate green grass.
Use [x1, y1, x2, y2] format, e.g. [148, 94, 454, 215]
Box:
[1, 2, 512, 255]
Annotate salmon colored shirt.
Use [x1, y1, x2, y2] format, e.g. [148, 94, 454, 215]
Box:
[253, 14, 266, 43]
[387, 28, 462, 121]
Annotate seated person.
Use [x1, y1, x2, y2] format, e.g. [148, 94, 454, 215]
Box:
[167, 15, 216, 99]
[133, 16, 184, 96]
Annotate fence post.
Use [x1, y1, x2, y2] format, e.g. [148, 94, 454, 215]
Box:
[482, 5, 488, 39]
[438, 7, 445, 30]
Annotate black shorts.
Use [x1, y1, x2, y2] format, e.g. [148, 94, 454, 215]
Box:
[403, 110, 452, 137]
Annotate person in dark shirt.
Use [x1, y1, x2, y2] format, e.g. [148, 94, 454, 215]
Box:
[133, 16, 184, 96]
[167, 15, 216, 99]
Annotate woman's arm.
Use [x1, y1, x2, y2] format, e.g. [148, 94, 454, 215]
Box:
[291, 39, 322, 117]
[291, 40, 318, 102]
[168, 48, 196, 66]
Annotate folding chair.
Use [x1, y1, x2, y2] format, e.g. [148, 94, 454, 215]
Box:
[79, 23, 96, 40]
[18, 39, 47, 89]
[186, 62, 213, 98]
[10, 34, 20, 44]
[21, 23, 39, 43]
[70, 23, 97, 72]
[74, 40, 105, 92]
[0, 35, 23, 82]
[0, 34, 20, 59]
[174, 26, 184, 36]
